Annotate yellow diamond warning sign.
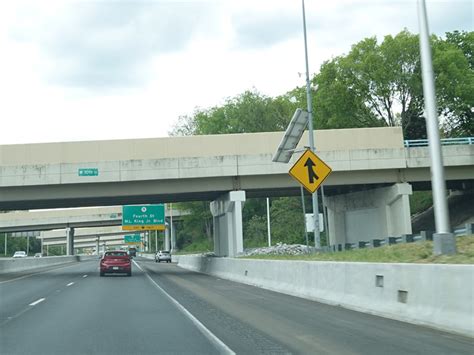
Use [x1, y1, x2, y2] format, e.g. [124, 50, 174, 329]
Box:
[289, 149, 332, 193]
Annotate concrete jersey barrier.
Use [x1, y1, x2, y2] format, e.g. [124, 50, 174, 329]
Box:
[0, 255, 95, 273]
[177, 255, 474, 338]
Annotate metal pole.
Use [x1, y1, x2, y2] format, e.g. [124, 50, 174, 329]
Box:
[155, 230, 158, 253]
[302, 0, 320, 248]
[417, 0, 456, 255]
[266, 198, 271, 247]
[301, 186, 309, 248]
[321, 186, 330, 246]
[4, 233, 7, 256]
[27, 236, 30, 256]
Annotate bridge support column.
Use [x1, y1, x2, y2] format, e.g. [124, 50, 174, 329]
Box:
[170, 222, 177, 252]
[165, 226, 170, 251]
[66, 227, 75, 256]
[96, 237, 100, 256]
[326, 183, 412, 245]
[210, 191, 246, 257]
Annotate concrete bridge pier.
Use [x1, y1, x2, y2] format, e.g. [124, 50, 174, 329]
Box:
[326, 183, 413, 246]
[170, 222, 177, 252]
[66, 227, 75, 256]
[165, 226, 170, 251]
[210, 191, 246, 257]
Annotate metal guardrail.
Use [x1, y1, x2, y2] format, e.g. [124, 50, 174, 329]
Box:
[327, 223, 473, 253]
[404, 137, 474, 147]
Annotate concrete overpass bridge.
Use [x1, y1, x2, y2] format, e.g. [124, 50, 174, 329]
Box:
[1, 127, 472, 256]
[0, 206, 185, 255]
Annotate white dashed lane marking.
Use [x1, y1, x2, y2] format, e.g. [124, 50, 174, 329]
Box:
[29, 298, 45, 306]
[66, 282, 74, 287]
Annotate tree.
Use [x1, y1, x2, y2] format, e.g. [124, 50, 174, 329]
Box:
[174, 201, 213, 251]
[170, 90, 297, 136]
[309, 30, 473, 139]
[270, 197, 306, 245]
[434, 32, 474, 137]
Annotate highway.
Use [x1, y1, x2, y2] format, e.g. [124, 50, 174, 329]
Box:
[1, 258, 473, 355]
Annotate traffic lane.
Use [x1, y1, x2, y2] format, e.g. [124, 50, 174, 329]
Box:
[140, 259, 474, 355]
[0, 260, 220, 355]
[0, 260, 96, 325]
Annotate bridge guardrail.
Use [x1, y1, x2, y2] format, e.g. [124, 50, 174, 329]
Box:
[404, 137, 474, 147]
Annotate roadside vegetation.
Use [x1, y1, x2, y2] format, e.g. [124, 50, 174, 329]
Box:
[169, 29, 473, 252]
[243, 236, 474, 264]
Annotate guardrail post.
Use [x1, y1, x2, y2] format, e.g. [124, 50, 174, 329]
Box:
[465, 223, 474, 235]
[420, 231, 434, 241]
[399, 234, 415, 243]
[370, 239, 382, 248]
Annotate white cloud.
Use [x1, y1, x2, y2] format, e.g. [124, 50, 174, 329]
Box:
[0, 0, 471, 144]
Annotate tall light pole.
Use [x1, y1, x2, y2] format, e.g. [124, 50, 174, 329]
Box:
[301, 0, 320, 248]
[417, 0, 456, 255]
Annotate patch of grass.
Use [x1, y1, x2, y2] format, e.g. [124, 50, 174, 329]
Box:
[175, 239, 212, 255]
[243, 236, 474, 264]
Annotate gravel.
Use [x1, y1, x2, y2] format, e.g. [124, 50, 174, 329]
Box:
[237, 243, 316, 257]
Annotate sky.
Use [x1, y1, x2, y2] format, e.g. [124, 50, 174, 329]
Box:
[0, 0, 472, 145]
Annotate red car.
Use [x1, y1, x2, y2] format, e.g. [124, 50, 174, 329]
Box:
[100, 251, 132, 276]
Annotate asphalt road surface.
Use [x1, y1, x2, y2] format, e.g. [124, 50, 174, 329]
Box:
[1, 257, 472, 355]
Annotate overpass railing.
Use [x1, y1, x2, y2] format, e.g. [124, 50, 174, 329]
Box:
[404, 137, 474, 147]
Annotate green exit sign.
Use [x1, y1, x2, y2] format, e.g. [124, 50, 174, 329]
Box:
[78, 168, 99, 176]
[122, 204, 165, 231]
[124, 234, 141, 244]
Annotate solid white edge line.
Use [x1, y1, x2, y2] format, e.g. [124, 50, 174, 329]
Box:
[29, 298, 45, 306]
[66, 282, 74, 286]
[133, 260, 235, 355]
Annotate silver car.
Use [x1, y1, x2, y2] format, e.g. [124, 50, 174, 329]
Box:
[155, 250, 171, 263]
[12, 251, 27, 258]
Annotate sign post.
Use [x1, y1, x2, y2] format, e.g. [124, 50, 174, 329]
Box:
[122, 205, 165, 231]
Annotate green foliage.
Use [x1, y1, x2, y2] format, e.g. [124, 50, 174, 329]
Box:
[410, 191, 433, 215]
[307, 30, 473, 139]
[435, 31, 474, 137]
[174, 201, 213, 250]
[0, 234, 41, 256]
[270, 197, 306, 245]
[178, 239, 212, 254]
[170, 90, 297, 136]
[244, 215, 267, 248]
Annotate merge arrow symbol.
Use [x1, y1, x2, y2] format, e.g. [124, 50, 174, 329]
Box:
[304, 158, 319, 183]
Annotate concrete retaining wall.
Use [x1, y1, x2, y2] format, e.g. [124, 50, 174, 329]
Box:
[177, 255, 474, 337]
[0, 255, 95, 273]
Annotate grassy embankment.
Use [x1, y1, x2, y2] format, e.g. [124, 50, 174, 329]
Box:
[243, 236, 474, 264]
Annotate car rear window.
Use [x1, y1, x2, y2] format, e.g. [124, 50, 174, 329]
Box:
[105, 252, 127, 257]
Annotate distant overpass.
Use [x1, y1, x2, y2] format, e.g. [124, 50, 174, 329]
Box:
[0, 205, 187, 233]
[0, 127, 472, 210]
